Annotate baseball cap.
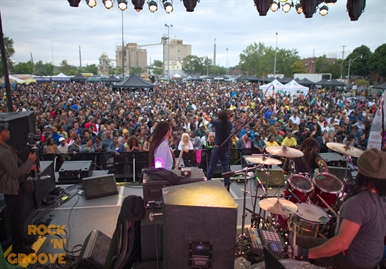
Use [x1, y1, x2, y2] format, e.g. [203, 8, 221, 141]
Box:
[59, 137, 66, 142]
[0, 122, 9, 132]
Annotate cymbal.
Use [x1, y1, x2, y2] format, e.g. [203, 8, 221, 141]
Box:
[265, 146, 304, 158]
[245, 156, 282, 165]
[326, 142, 364, 158]
[259, 198, 298, 215]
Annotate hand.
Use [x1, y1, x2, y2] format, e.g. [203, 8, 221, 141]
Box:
[28, 152, 37, 162]
[29, 165, 37, 171]
[293, 245, 309, 261]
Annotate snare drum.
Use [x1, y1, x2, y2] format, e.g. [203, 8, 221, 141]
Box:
[284, 174, 314, 203]
[310, 172, 344, 210]
[289, 203, 330, 238]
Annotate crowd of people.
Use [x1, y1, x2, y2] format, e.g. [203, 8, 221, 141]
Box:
[0, 80, 377, 163]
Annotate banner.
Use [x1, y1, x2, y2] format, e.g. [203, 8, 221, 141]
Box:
[367, 92, 385, 150]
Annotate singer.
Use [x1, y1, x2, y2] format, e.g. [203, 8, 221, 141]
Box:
[148, 121, 173, 170]
[0, 123, 37, 254]
[202, 110, 233, 190]
[282, 137, 328, 177]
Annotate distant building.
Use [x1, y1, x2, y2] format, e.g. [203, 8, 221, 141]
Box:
[115, 43, 147, 75]
[163, 39, 191, 77]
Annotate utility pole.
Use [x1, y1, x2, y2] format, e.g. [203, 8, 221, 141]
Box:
[273, 32, 278, 76]
[340, 45, 346, 79]
[79, 46, 82, 71]
[213, 38, 216, 66]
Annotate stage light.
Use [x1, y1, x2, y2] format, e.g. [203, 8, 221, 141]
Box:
[347, 0, 366, 21]
[118, 0, 128, 10]
[183, 0, 199, 12]
[163, 0, 174, 13]
[148, 0, 158, 12]
[86, 0, 97, 7]
[319, 5, 328, 16]
[325, 0, 337, 5]
[295, 3, 302, 13]
[103, 0, 114, 9]
[282, 2, 291, 12]
[270, 1, 279, 12]
[132, 0, 145, 11]
[68, 0, 81, 7]
[254, 0, 273, 16]
[300, 0, 317, 18]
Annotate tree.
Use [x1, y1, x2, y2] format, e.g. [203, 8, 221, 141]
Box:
[153, 60, 163, 68]
[211, 65, 226, 76]
[57, 60, 78, 76]
[130, 66, 144, 75]
[291, 61, 306, 74]
[345, 45, 372, 78]
[13, 61, 34, 74]
[369, 44, 386, 77]
[35, 61, 54, 76]
[182, 55, 202, 75]
[84, 64, 98, 75]
[0, 36, 15, 76]
[239, 42, 265, 76]
[202, 56, 212, 75]
[319, 62, 341, 79]
[152, 68, 163, 76]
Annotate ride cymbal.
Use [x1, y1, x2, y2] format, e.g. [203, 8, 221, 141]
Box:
[245, 156, 282, 165]
[326, 142, 364, 158]
[265, 146, 304, 158]
[259, 198, 298, 215]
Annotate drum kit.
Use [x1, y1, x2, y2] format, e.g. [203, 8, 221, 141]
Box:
[232, 143, 364, 255]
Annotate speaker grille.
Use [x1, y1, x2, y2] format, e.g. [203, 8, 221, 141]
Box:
[82, 174, 118, 200]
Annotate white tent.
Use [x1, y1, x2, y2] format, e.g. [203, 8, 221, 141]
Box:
[0, 75, 25, 84]
[283, 79, 309, 96]
[260, 79, 286, 96]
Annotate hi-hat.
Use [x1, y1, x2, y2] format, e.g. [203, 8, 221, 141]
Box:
[259, 198, 298, 215]
[245, 156, 282, 165]
[265, 145, 304, 158]
[326, 142, 364, 158]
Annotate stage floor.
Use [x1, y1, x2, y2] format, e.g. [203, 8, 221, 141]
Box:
[5, 165, 286, 269]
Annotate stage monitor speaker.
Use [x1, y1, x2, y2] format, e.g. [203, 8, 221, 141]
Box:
[257, 168, 286, 187]
[140, 208, 163, 262]
[82, 174, 118, 200]
[327, 166, 354, 182]
[162, 181, 237, 269]
[0, 111, 35, 162]
[74, 230, 111, 269]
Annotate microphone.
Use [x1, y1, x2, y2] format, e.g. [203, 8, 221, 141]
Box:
[222, 171, 236, 177]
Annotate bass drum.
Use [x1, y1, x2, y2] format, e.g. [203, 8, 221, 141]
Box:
[289, 203, 330, 238]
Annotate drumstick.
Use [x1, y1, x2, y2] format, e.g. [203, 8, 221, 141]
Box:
[317, 194, 339, 218]
[293, 223, 297, 246]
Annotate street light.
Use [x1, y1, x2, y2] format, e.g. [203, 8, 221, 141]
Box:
[273, 32, 278, 76]
[165, 24, 173, 81]
[347, 54, 362, 89]
[121, 11, 125, 78]
[226, 48, 228, 75]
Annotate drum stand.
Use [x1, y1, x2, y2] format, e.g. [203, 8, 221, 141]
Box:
[342, 154, 355, 182]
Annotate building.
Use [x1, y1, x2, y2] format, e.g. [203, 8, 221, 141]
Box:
[115, 43, 147, 75]
[162, 39, 191, 77]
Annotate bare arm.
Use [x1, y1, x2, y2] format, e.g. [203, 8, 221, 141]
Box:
[308, 219, 360, 259]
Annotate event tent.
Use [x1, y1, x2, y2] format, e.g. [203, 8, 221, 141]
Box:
[70, 73, 87, 82]
[374, 82, 386, 90]
[112, 74, 154, 89]
[102, 75, 122, 83]
[260, 79, 286, 96]
[283, 79, 309, 96]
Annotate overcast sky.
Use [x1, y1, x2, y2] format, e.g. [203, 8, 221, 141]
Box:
[1, 0, 385, 70]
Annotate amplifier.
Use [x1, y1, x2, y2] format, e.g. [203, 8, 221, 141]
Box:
[320, 153, 345, 167]
[58, 161, 93, 183]
[142, 168, 206, 208]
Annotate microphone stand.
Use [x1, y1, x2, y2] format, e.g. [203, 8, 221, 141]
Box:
[217, 85, 274, 255]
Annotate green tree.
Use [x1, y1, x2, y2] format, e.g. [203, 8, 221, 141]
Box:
[319, 62, 341, 79]
[345, 45, 372, 78]
[239, 42, 265, 76]
[315, 55, 327, 73]
[211, 65, 226, 76]
[0, 36, 15, 76]
[153, 60, 163, 68]
[152, 68, 163, 76]
[35, 61, 54, 76]
[291, 61, 307, 74]
[202, 56, 212, 75]
[84, 64, 98, 75]
[57, 60, 78, 76]
[130, 66, 144, 75]
[13, 60, 34, 74]
[182, 55, 202, 75]
[369, 44, 386, 77]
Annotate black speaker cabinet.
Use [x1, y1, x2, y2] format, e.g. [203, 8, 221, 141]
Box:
[82, 174, 118, 200]
[162, 181, 237, 269]
[0, 195, 11, 247]
[327, 166, 354, 182]
[0, 111, 35, 162]
[140, 208, 163, 262]
[257, 168, 285, 187]
[74, 230, 111, 269]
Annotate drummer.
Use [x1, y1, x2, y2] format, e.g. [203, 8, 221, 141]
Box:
[282, 137, 329, 177]
[291, 148, 386, 269]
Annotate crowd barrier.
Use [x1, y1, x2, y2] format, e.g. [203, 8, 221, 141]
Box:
[39, 148, 264, 182]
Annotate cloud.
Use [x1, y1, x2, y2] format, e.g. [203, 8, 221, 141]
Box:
[1, 0, 385, 68]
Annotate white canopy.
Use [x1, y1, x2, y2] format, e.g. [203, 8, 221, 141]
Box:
[282, 79, 309, 96]
[260, 79, 286, 96]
